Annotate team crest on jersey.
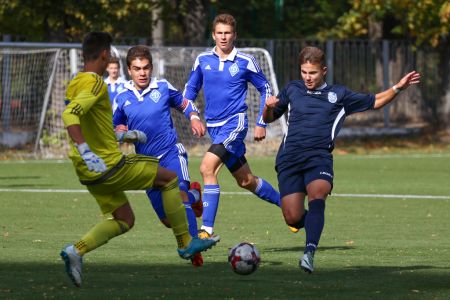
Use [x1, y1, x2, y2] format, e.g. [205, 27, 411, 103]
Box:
[229, 63, 239, 77]
[328, 92, 337, 103]
[150, 90, 161, 103]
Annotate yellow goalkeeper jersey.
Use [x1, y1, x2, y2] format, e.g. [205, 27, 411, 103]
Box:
[62, 72, 123, 181]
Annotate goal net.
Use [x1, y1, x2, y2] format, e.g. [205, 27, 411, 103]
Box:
[1, 46, 286, 158]
[0, 48, 60, 156]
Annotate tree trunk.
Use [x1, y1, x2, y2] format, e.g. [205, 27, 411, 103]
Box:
[181, 0, 208, 46]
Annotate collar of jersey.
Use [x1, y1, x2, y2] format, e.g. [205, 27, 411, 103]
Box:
[316, 82, 328, 90]
[212, 46, 237, 62]
[104, 76, 127, 85]
[124, 77, 159, 101]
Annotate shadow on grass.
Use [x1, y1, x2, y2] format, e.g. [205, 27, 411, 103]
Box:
[265, 246, 357, 253]
[0, 176, 41, 180]
[1, 261, 449, 300]
[0, 184, 54, 188]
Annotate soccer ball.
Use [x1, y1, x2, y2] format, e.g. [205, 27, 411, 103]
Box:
[228, 242, 261, 275]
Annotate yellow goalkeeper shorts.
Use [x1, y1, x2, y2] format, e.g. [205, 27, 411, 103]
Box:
[85, 154, 159, 215]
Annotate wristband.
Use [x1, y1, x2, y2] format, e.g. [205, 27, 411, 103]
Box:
[392, 85, 401, 94]
[190, 115, 200, 121]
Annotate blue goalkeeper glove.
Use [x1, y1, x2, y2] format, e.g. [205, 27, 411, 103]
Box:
[116, 130, 147, 144]
[76, 142, 107, 173]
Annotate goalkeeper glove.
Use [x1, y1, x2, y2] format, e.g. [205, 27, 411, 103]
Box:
[76, 142, 107, 173]
[116, 130, 147, 144]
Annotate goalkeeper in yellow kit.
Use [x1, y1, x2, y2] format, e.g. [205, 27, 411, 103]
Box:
[60, 32, 219, 288]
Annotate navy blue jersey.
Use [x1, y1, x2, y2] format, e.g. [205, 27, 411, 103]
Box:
[274, 80, 375, 163]
[113, 78, 198, 157]
[183, 47, 271, 127]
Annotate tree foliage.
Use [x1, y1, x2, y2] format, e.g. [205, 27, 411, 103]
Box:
[0, 0, 154, 42]
[323, 0, 450, 47]
[0, 0, 448, 47]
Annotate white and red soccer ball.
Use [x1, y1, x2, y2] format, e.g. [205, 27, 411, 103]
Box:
[228, 242, 261, 275]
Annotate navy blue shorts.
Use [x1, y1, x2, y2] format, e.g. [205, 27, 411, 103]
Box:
[276, 158, 334, 198]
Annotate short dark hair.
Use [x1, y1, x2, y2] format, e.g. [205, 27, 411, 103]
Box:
[212, 14, 236, 32]
[82, 32, 112, 62]
[298, 46, 326, 67]
[126, 45, 153, 67]
[107, 56, 120, 66]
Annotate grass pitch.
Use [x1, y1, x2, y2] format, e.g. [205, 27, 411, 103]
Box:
[1, 153, 450, 299]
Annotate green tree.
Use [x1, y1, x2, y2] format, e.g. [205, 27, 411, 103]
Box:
[322, 0, 449, 47]
[322, 0, 450, 127]
[0, 0, 154, 42]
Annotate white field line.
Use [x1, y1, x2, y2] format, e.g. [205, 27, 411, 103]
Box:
[339, 153, 450, 159]
[1, 188, 449, 200]
[0, 153, 450, 164]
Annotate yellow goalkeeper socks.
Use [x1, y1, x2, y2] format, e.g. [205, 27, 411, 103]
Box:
[161, 177, 191, 249]
[74, 219, 130, 255]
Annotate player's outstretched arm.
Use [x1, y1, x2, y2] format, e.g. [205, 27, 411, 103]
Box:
[262, 96, 280, 123]
[374, 71, 421, 109]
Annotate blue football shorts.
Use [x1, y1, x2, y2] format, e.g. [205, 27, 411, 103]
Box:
[146, 143, 190, 220]
[207, 113, 248, 169]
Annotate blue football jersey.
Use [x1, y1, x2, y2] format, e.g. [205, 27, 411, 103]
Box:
[273, 80, 375, 161]
[113, 78, 194, 157]
[183, 47, 271, 127]
[105, 77, 127, 105]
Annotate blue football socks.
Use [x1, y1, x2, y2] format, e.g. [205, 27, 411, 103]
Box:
[179, 182, 198, 237]
[253, 177, 281, 207]
[202, 184, 220, 229]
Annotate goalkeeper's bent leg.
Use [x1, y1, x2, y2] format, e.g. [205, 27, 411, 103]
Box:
[161, 177, 191, 249]
[74, 219, 130, 255]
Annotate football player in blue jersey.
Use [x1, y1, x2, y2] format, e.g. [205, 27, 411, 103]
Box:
[113, 45, 208, 266]
[263, 46, 420, 273]
[105, 56, 127, 105]
[183, 13, 281, 239]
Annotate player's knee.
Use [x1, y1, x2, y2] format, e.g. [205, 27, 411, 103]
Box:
[200, 161, 215, 179]
[125, 216, 135, 229]
[160, 218, 171, 228]
[308, 192, 328, 200]
[117, 217, 135, 230]
[158, 176, 178, 191]
[282, 209, 301, 225]
[154, 168, 178, 188]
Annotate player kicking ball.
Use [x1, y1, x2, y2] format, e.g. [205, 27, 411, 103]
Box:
[263, 46, 420, 273]
[60, 32, 219, 287]
[113, 45, 206, 266]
